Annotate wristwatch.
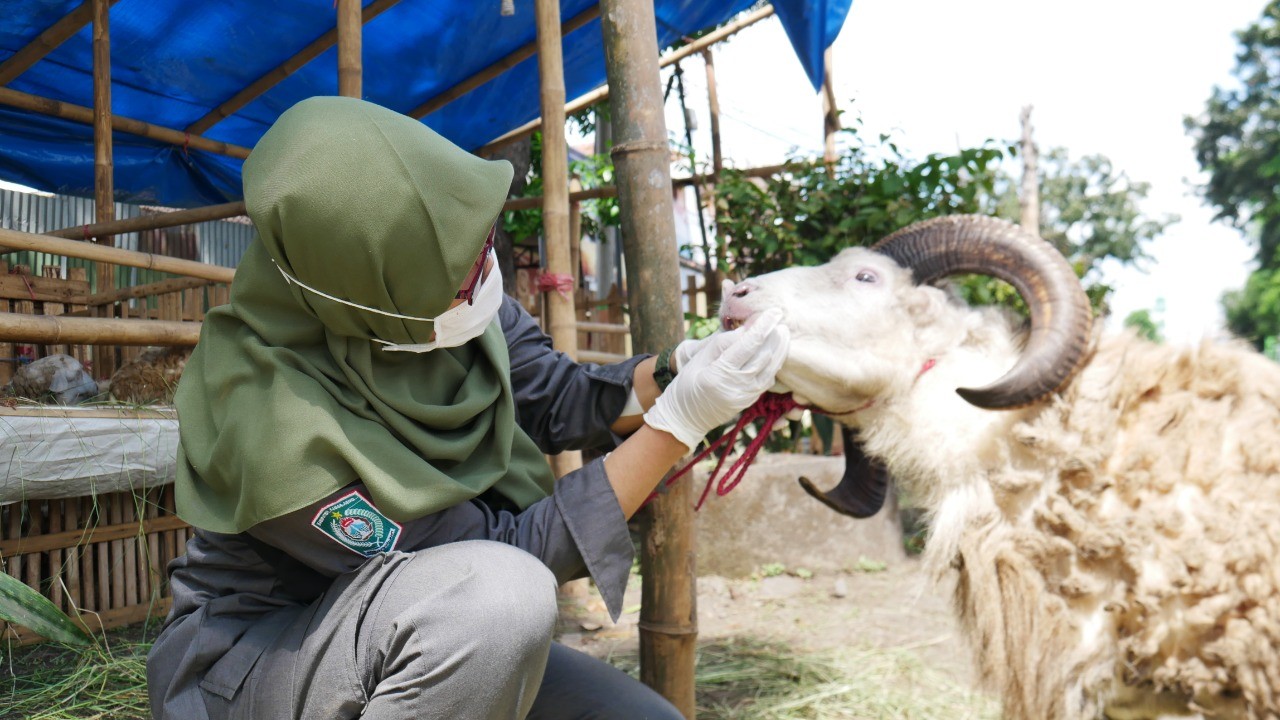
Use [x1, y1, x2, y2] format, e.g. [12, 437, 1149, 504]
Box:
[653, 346, 677, 391]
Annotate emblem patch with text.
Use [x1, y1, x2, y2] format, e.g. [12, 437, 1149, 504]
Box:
[311, 490, 401, 557]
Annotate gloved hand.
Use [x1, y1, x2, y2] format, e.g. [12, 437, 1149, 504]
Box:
[644, 309, 790, 451]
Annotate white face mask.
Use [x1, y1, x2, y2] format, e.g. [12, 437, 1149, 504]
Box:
[273, 250, 503, 353]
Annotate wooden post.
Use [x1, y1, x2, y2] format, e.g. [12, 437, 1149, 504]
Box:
[822, 48, 839, 167]
[535, 0, 583, 479]
[91, 0, 115, 380]
[1019, 105, 1040, 233]
[337, 0, 362, 98]
[600, 0, 695, 714]
[702, 50, 722, 178]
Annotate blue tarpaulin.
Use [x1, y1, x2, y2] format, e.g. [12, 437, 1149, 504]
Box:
[0, 0, 851, 208]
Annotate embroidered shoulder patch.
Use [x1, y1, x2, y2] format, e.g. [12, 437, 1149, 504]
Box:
[311, 490, 402, 557]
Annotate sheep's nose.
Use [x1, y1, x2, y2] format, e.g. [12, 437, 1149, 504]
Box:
[729, 281, 754, 299]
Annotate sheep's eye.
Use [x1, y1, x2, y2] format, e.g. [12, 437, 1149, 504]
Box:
[854, 270, 878, 283]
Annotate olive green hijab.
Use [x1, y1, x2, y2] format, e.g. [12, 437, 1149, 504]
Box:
[175, 97, 555, 534]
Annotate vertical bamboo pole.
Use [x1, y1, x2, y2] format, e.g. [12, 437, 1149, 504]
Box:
[822, 48, 839, 167]
[701, 50, 722, 179]
[600, 0, 695, 714]
[91, 0, 116, 381]
[1019, 105, 1040, 233]
[701, 49, 723, 308]
[535, 0, 582, 478]
[337, 0, 362, 98]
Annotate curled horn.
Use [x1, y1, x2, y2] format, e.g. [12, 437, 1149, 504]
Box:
[872, 214, 1093, 409]
[798, 426, 889, 519]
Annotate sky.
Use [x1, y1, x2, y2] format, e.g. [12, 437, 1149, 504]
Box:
[664, 0, 1266, 345]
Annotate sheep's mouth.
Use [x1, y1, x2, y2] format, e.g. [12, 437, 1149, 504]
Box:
[721, 313, 751, 331]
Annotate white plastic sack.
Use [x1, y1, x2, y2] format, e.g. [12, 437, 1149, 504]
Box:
[0, 408, 178, 504]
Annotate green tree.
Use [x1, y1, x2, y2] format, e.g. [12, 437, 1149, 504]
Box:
[1187, 1, 1280, 265]
[1223, 266, 1280, 351]
[1187, 1, 1280, 351]
[1123, 308, 1165, 343]
[990, 148, 1178, 315]
[713, 126, 1006, 278]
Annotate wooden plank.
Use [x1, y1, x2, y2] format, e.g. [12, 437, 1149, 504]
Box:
[46, 202, 245, 241]
[122, 496, 138, 607]
[82, 276, 212, 307]
[79, 497, 95, 610]
[41, 267, 67, 356]
[0, 273, 90, 303]
[0, 513, 188, 557]
[67, 268, 90, 368]
[23, 503, 40, 594]
[13, 299, 36, 364]
[0, 405, 175, 420]
[64, 500, 81, 613]
[108, 495, 125, 611]
[3, 504, 20, 581]
[48, 501, 64, 610]
[161, 485, 177, 580]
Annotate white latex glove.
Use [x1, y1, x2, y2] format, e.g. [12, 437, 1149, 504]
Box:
[671, 334, 707, 374]
[644, 309, 790, 451]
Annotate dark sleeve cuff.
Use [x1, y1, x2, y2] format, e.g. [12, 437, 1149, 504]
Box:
[553, 455, 634, 622]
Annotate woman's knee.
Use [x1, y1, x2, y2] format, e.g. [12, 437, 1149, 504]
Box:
[380, 541, 558, 649]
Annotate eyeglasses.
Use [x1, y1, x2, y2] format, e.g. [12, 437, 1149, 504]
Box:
[454, 226, 496, 305]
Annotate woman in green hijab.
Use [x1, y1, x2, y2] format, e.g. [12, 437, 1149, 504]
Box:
[146, 97, 789, 720]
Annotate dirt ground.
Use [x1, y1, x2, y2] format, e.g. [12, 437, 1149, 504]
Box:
[554, 555, 978, 691]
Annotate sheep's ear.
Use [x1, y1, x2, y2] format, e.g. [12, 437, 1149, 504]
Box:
[904, 285, 947, 320]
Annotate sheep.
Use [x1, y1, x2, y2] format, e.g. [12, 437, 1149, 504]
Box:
[108, 346, 191, 405]
[720, 214, 1280, 720]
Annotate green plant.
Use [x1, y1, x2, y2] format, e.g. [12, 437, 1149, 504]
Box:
[0, 573, 89, 646]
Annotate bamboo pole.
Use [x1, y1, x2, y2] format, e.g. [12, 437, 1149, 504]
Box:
[479, 4, 776, 155]
[46, 201, 247, 241]
[600, 0, 695, 714]
[822, 47, 839, 167]
[0, 313, 202, 346]
[702, 50, 723, 177]
[1019, 105, 1040, 233]
[186, 0, 402, 134]
[501, 163, 794, 211]
[408, 6, 600, 120]
[337, 0, 363, 98]
[535, 0, 583, 479]
[0, 0, 122, 86]
[92, 0, 116, 380]
[701, 48, 724, 307]
[0, 87, 252, 159]
[0, 226, 236, 283]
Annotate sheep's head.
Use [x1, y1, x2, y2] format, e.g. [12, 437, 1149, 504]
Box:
[720, 215, 1094, 518]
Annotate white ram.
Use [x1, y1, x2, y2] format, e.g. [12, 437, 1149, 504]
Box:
[720, 215, 1280, 720]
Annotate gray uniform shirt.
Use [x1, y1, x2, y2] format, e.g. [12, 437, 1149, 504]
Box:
[148, 296, 647, 719]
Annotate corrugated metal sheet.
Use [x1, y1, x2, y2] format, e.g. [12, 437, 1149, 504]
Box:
[0, 187, 253, 293]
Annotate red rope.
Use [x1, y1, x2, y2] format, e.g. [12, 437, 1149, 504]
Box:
[647, 392, 803, 510]
[646, 358, 938, 510]
[536, 272, 574, 300]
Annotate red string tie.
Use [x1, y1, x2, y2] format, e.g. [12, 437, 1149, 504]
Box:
[648, 392, 804, 511]
[536, 272, 574, 300]
[183, 132, 190, 158]
[648, 358, 939, 510]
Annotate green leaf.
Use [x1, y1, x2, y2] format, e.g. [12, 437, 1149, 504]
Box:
[0, 572, 91, 645]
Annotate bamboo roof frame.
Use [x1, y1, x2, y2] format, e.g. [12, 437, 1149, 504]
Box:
[478, 4, 775, 155]
[0, 0, 122, 86]
[186, 0, 400, 135]
[407, 5, 601, 120]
